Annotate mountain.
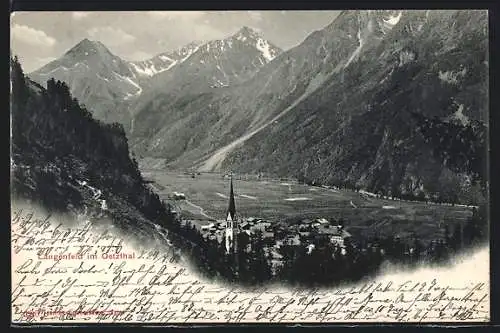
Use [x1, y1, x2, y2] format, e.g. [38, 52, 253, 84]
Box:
[127, 27, 284, 156]
[28, 39, 204, 124]
[128, 11, 406, 168]
[28, 27, 281, 130]
[29, 39, 139, 123]
[129, 10, 487, 205]
[221, 10, 488, 205]
[143, 27, 281, 93]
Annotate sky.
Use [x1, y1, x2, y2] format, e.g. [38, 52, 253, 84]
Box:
[10, 11, 340, 72]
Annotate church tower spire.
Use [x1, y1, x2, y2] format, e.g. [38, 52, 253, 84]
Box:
[225, 174, 238, 254]
[227, 176, 236, 221]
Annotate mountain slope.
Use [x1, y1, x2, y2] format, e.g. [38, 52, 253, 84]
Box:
[11, 56, 176, 231]
[28, 39, 205, 125]
[129, 13, 402, 167]
[128, 27, 284, 160]
[221, 10, 488, 205]
[29, 39, 142, 124]
[145, 27, 282, 93]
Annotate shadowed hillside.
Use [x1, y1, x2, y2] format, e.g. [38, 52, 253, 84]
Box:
[11, 56, 176, 231]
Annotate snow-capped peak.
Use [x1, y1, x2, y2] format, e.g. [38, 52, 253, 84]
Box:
[129, 41, 203, 78]
[255, 37, 278, 61]
[227, 26, 281, 61]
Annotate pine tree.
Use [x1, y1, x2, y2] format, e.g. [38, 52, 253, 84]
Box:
[248, 231, 272, 284]
[450, 223, 463, 251]
[463, 205, 487, 246]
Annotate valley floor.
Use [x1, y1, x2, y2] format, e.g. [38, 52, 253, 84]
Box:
[141, 168, 474, 242]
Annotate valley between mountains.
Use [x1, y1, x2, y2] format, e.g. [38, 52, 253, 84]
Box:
[28, 10, 488, 207]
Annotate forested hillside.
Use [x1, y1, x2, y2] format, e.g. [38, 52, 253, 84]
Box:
[11, 56, 175, 230]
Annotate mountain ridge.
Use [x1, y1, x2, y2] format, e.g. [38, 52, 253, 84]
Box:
[129, 10, 408, 168]
[28, 26, 282, 126]
[24, 11, 488, 206]
[220, 9, 488, 206]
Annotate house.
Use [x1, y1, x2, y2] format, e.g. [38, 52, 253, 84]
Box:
[299, 231, 311, 241]
[315, 225, 352, 248]
[285, 234, 301, 246]
[251, 223, 269, 233]
[172, 192, 186, 200]
[240, 222, 251, 230]
[262, 231, 275, 239]
[201, 222, 215, 231]
[298, 224, 310, 232]
[262, 231, 275, 246]
[316, 218, 329, 224]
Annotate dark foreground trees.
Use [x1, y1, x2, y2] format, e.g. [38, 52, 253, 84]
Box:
[169, 201, 487, 288]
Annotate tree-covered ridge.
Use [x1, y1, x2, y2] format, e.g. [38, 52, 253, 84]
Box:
[412, 112, 487, 182]
[10, 56, 174, 227]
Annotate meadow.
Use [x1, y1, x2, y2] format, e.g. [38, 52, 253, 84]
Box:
[142, 170, 473, 242]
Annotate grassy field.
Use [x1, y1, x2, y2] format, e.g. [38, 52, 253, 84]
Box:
[142, 170, 473, 242]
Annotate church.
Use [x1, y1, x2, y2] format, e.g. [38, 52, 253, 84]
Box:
[224, 176, 239, 254]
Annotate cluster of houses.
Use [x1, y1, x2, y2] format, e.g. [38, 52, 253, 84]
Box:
[176, 177, 360, 275]
[197, 215, 352, 256]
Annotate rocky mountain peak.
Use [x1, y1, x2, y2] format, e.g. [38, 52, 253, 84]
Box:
[64, 38, 113, 59]
[233, 26, 262, 40]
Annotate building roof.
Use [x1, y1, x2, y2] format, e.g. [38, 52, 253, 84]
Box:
[342, 230, 352, 238]
[317, 225, 343, 235]
[263, 232, 274, 239]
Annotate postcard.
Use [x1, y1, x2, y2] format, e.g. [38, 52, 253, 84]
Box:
[10, 10, 490, 324]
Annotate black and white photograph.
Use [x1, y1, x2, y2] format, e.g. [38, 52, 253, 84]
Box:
[10, 9, 490, 323]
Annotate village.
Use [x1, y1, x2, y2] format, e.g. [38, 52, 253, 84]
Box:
[171, 177, 353, 272]
[197, 216, 351, 252]
[159, 171, 484, 281]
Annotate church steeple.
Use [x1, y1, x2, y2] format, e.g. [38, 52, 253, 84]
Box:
[227, 176, 236, 221]
[225, 174, 238, 254]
